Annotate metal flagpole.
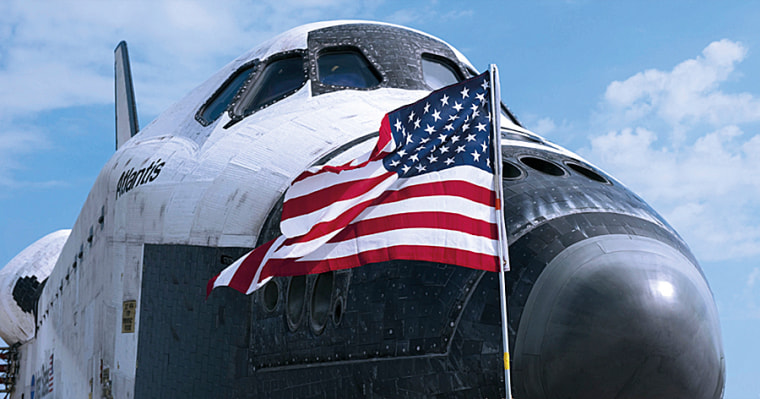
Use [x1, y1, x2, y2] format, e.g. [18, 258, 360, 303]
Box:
[488, 64, 513, 399]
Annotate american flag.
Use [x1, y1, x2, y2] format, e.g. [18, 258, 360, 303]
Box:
[208, 72, 503, 296]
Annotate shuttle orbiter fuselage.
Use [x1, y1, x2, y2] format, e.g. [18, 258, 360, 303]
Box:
[0, 21, 724, 398]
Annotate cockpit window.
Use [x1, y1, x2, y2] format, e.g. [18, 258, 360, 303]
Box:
[238, 54, 307, 115]
[421, 54, 463, 90]
[196, 62, 256, 125]
[317, 47, 381, 89]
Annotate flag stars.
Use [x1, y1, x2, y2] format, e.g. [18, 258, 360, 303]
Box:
[481, 79, 489, 91]
[384, 74, 495, 177]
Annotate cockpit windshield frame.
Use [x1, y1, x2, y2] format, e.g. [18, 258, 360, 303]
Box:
[228, 50, 309, 125]
[207, 24, 522, 129]
[315, 46, 382, 90]
[195, 60, 259, 126]
[420, 53, 464, 91]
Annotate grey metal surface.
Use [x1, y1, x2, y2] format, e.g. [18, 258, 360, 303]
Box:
[513, 235, 723, 398]
[135, 244, 250, 398]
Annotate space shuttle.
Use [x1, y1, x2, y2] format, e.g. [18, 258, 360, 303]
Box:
[0, 21, 724, 398]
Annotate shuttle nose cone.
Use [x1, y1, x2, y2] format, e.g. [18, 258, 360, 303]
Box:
[513, 235, 725, 399]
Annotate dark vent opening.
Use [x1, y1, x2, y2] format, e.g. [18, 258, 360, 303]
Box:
[520, 156, 566, 176]
[262, 280, 279, 312]
[502, 161, 523, 179]
[332, 296, 344, 326]
[566, 161, 610, 184]
[286, 275, 306, 331]
[310, 272, 334, 335]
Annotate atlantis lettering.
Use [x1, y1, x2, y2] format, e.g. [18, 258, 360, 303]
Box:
[116, 158, 165, 199]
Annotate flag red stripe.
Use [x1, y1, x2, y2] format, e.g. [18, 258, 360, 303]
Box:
[281, 180, 496, 246]
[282, 170, 395, 222]
[205, 274, 219, 298]
[379, 180, 495, 207]
[291, 159, 369, 184]
[327, 212, 498, 244]
[290, 117, 393, 185]
[260, 245, 499, 278]
[283, 177, 495, 228]
[227, 238, 277, 293]
[370, 115, 393, 159]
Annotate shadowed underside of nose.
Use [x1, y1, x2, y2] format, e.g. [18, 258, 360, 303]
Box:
[513, 234, 725, 399]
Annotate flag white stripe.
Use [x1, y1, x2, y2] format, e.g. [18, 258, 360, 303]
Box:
[280, 171, 398, 240]
[212, 253, 247, 288]
[285, 159, 389, 203]
[281, 165, 493, 238]
[391, 165, 495, 191]
[275, 196, 497, 256]
[245, 235, 285, 294]
[357, 195, 497, 224]
[293, 228, 499, 262]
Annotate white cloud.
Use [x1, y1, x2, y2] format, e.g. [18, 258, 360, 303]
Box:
[602, 39, 760, 132]
[0, 0, 389, 118]
[0, 0, 393, 187]
[532, 117, 557, 135]
[582, 40, 760, 262]
[738, 267, 760, 319]
[385, 3, 472, 27]
[0, 125, 65, 189]
[749, 267, 760, 289]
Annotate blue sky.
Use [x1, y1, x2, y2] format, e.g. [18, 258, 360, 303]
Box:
[1, 1, 758, 397]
